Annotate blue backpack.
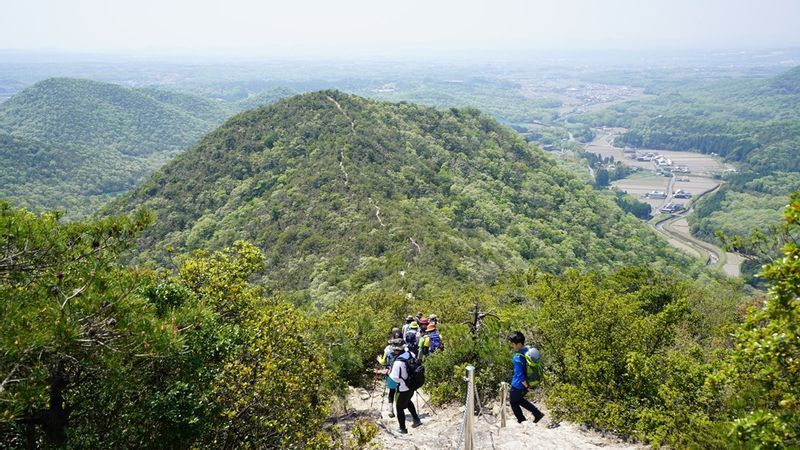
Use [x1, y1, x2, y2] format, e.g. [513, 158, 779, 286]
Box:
[428, 331, 441, 353]
[405, 331, 419, 352]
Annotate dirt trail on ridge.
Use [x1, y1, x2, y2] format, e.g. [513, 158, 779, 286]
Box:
[337, 387, 645, 449]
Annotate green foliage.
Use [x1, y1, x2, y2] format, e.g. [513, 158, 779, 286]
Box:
[0, 201, 174, 447]
[346, 420, 380, 450]
[613, 190, 652, 220]
[690, 174, 800, 251]
[0, 208, 339, 449]
[710, 193, 800, 448]
[109, 90, 698, 300]
[0, 78, 232, 219]
[211, 298, 334, 449]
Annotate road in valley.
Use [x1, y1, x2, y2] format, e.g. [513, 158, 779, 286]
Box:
[582, 129, 742, 277]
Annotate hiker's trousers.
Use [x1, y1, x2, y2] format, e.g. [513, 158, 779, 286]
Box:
[394, 389, 420, 430]
[509, 387, 543, 423]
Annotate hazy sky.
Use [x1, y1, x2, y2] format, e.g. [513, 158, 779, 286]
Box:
[2, 0, 799, 56]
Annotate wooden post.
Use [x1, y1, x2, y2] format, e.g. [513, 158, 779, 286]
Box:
[500, 382, 508, 428]
[464, 365, 475, 450]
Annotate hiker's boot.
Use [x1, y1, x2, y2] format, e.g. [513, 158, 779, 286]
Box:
[412, 418, 422, 428]
[395, 427, 408, 434]
[534, 413, 545, 423]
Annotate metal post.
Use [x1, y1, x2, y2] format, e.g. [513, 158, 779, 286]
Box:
[464, 365, 475, 450]
[500, 382, 508, 428]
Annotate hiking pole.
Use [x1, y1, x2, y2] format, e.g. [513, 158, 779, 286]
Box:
[379, 384, 387, 416]
[415, 390, 438, 416]
[369, 368, 380, 410]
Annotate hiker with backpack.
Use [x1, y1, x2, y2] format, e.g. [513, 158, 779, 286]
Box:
[389, 340, 424, 433]
[404, 321, 420, 355]
[378, 337, 404, 418]
[420, 322, 443, 357]
[507, 331, 544, 424]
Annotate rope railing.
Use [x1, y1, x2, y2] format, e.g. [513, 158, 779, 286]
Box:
[459, 368, 510, 449]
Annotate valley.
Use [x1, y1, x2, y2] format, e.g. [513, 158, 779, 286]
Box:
[576, 128, 743, 276]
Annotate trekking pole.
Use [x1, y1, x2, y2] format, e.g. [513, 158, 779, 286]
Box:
[369, 368, 379, 410]
[415, 390, 439, 416]
[378, 383, 387, 416]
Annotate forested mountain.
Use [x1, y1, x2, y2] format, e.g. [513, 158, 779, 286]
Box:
[0, 78, 232, 218]
[236, 86, 297, 111]
[109, 91, 697, 302]
[770, 65, 800, 94]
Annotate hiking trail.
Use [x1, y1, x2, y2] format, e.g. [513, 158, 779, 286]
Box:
[326, 95, 354, 187]
[325, 95, 424, 259]
[369, 197, 386, 227]
[337, 387, 644, 449]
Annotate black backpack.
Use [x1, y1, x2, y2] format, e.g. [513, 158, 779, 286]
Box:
[398, 354, 425, 391]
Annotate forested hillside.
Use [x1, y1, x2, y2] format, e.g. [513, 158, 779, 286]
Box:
[109, 91, 700, 303]
[571, 66, 800, 277]
[0, 78, 232, 218]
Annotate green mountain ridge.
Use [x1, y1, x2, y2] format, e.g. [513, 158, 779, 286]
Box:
[0, 78, 232, 218]
[0, 78, 230, 156]
[236, 86, 298, 111]
[109, 90, 698, 303]
[769, 65, 800, 94]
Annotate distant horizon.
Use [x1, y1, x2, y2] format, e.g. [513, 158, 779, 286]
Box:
[2, 0, 799, 60]
[1, 46, 799, 66]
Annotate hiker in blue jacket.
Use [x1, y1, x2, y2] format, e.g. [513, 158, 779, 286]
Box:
[507, 331, 544, 424]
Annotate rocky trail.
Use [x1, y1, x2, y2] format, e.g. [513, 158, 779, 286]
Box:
[335, 387, 644, 449]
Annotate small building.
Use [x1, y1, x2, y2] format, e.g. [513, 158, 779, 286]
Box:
[673, 189, 692, 199]
[660, 202, 684, 213]
[674, 165, 690, 173]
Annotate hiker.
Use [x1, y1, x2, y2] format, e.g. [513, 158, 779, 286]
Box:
[389, 341, 422, 433]
[418, 317, 429, 337]
[415, 312, 424, 324]
[390, 327, 403, 340]
[401, 316, 414, 335]
[378, 337, 403, 418]
[507, 331, 544, 424]
[428, 314, 438, 326]
[421, 322, 443, 356]
[404, 321, 420, 355]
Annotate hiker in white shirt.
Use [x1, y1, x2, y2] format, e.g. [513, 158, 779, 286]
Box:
[388, 342, 422, 433]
